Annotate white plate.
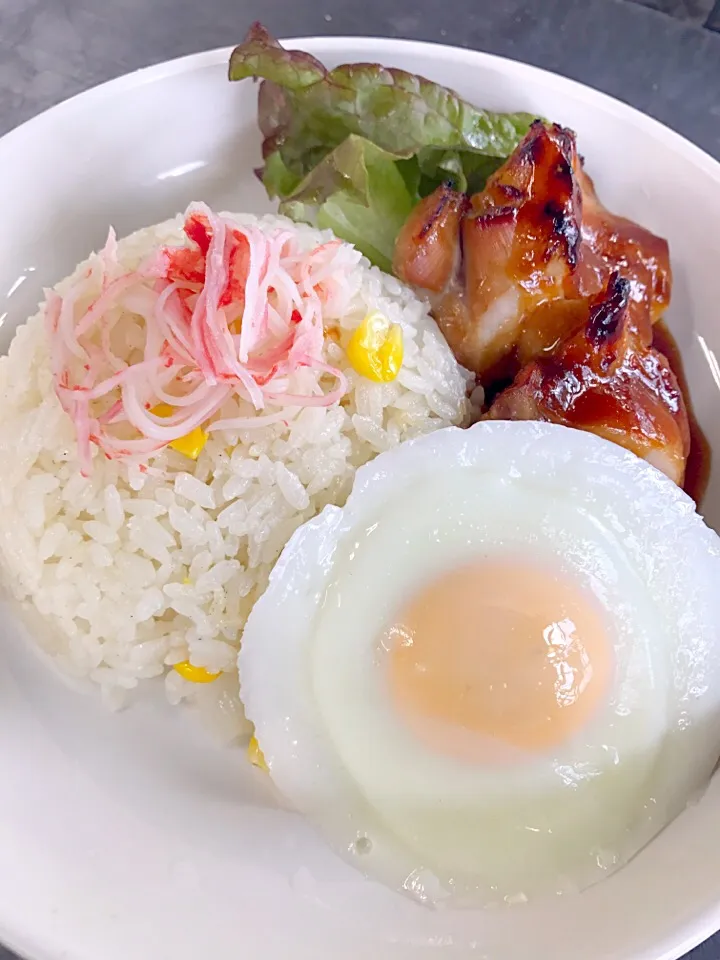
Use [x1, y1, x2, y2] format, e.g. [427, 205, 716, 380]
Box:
[1, 37, 720, 960]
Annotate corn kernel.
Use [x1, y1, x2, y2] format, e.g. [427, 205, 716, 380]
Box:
[152, 403, 208, 460]
[169, 427, 208, 460]
[173, 660, 221, 684]
[248, 735, 268, 771]
[347, 312, 403, 383]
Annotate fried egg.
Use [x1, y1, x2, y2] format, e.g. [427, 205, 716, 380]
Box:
[238, 420, 720, 906]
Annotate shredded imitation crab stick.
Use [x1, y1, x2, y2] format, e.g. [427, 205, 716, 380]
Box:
[45, 203, 355, 475]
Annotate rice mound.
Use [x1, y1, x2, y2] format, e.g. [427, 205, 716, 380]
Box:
[0, 211, 470, 740]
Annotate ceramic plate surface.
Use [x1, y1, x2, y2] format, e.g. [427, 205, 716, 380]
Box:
[1, 37, 720, 960]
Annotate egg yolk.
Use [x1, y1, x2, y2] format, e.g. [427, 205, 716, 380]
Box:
[384, 559, 612, 760]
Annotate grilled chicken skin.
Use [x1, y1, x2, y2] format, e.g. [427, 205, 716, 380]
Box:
[393, 121, 671, 381]
[486, 274, 690, 485]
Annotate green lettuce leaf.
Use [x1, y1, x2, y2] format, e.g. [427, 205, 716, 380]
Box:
[229, 23, 538, 267]
[280, 136, 416, 272]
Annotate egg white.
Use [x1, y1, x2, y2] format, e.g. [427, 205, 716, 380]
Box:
[239, 421, 720, 906]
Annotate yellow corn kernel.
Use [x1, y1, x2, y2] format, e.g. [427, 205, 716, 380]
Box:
[347, 312, 403, 383]
[152, 403, 208, 460]
[248, 735, 268, 772]
[174, 660, 221, 684]
[169, 427, 208, 460]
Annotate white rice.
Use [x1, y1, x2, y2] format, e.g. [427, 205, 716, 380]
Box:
[0, 211, 471, 741]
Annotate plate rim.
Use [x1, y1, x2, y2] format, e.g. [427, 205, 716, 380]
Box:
[0, 35, 719, 185]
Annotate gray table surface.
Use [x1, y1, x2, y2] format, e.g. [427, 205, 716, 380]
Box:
[1, 0, 719, 957]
